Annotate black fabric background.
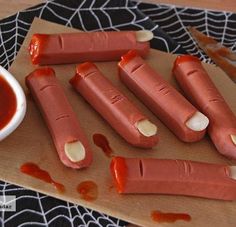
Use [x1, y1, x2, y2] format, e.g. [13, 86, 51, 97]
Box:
[0, 0, 235, 226]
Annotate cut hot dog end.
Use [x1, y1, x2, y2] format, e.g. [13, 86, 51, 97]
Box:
[110, 157, 236, 200]
[28, 34, 49, 65]
[110, 157, 127, 193]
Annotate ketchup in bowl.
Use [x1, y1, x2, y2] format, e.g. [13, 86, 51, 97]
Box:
[0, 76, 17, 130]
[0, 66, 26, 141]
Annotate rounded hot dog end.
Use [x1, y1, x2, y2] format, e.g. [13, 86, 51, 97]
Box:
[173, 55, 236, 159]
[25, 67, 93, 169]
[118, 50, 209, 142]
[69, 62, 159, 148]
[110, 157, 236, 200]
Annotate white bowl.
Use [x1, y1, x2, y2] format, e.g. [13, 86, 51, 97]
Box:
[0, 66, 26, 141]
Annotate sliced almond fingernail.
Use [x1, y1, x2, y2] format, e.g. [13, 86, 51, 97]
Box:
[229, 166, 236, 180]
[65, 141, 85, 162]
[186, 111, 209, 131]
[136, 30, 154, 42]
[230, 134, 236, 145]
[136, 119, 157, 137]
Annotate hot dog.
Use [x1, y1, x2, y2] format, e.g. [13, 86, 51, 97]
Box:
[173, 55, 236, 159]
[25, 68, 92, 169]
[69, 62, 159, 148]
[110, 156, 236, 200]
[28, 30, 153, 65]
[118, 50, 209, 142]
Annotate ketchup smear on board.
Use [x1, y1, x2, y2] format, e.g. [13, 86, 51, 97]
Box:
[93, 133, 113, 157]
[0, 76, 17, 130]
[151, 210, 191, 223]
[77, 181, 98, 201]
[20, 163, 65, 193]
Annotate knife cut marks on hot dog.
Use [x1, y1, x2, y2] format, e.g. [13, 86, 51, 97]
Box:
[173, 55, 236, 159]
[70, 62, 159, 148]
[29, 30, 153, 65]
[25, 67, 92, 169]
[110, 157, 236, 200]
[118, 50, 209, 142]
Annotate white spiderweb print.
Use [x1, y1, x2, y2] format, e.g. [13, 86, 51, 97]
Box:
[0, 0, 162, 226]
[2, 0, 235, 226]
[1, 182, 126, 227]
[0, 0, 181, 69]
[135, 1, 236, 64]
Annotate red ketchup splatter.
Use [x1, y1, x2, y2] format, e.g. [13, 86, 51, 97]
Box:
[93, 133, 113, 157]
[151, 210, 191, 223]
[20, 163, 65, 193]
[0, 76, 17, 130]
[77, 181, 98, 201]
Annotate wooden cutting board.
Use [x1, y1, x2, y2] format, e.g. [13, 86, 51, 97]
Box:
[1, 17, 236, 227]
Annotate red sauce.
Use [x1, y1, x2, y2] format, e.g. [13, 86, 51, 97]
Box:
[173, 55, 200, 72]
[151, 210, 191, 223]
[28, 34, 49, 65]
[70, 62, 94, 86]
[0, 76, 17, 130]
[119, 50, 138, 67]
[20, 163, 65, 193]
[77, 180, 98, 201]
[93, 133, 113, 157]
[110, 157, 127, 193]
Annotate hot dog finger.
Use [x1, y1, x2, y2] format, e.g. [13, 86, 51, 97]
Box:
[28, 30, 152, 65]
[173, 55, 236, 159]
[69, 62, 159, 148]
[110, 157, 236, 200]
[118, 50, 209, 142]
[25, 68, 92, 169]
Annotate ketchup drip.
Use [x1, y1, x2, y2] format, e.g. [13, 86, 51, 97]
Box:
[0, 76, 17, 130]
[151, 210, 191, 223]
[20, 163, 65, 193]
[93, 133, 113, 157]
[77, 181, 98, 201]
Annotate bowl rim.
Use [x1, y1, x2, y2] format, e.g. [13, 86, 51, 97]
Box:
[0, 66, 26, 141]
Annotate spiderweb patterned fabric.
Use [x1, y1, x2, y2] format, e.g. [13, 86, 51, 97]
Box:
[0, 0, 235, 226]
[135, 1, 236, 64]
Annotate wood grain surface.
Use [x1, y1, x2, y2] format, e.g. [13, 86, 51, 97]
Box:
[1, 18, 236, 227]
[0, 0, 43, 19]
[0, 0, 234, 20]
